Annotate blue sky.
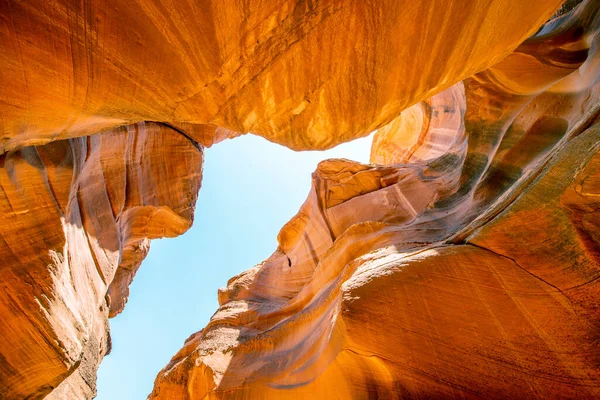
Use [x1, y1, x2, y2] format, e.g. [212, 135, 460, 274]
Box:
[96, 133, 372, 399]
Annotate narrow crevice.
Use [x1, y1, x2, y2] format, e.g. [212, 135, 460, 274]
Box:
[465, 242, 568, 298]
[153, 122, 204, 153]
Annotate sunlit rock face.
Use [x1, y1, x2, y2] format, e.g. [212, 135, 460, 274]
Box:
[0, 0, 598, 399]
[0, 122, 202, 399]
[0, 0, 562, 151]
[151, 2, 600, 399]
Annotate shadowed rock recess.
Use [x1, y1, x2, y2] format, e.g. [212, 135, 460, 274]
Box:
[0, 0, 598, 399]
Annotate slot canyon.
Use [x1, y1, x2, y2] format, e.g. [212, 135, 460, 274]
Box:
[0, 0, 599, 398]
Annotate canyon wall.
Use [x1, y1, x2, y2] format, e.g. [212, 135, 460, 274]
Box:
[0, 0, 598, 399]
[151, 2, 600, 399]
[0, 122, 203, 399]
[1, 0, 562, 151]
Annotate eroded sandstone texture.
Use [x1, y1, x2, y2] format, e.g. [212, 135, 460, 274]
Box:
[151, 2, 600, 399]
[0, 0, 598, 399]
[1, 0, 563, 151]
[0, 123, 202, 399]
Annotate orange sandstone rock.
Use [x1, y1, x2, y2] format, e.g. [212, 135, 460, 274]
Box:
[152, 128, 600, 399]
[0, 0, 562, 151]
[0, 122, 202, 399]
[151, 2, 600, 399]
[0, 0, 597, 399]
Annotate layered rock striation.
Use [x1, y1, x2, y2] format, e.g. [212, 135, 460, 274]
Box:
[0, 0, 598, 399]
[151, 2, 600, 399]
[1, 0, 562, 151]
[0, 122, 202, 399]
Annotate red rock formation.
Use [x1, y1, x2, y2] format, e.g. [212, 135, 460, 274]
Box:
[0, 0, 598, 399]
[0, 122, 202, 399]
[0, 0, 562, 151]
[151, 2, 600, 399]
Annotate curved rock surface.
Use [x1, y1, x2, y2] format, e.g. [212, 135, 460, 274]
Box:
[0, 0, 562, 151]
[0, 122, 202, 399]
[0, 0, 598, 399]
[151, 2, 600, 399]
